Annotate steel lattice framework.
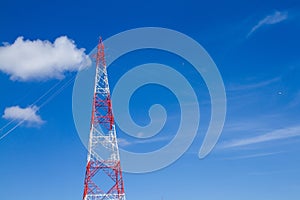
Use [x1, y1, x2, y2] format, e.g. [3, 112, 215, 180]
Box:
[82, 38, 126, 200]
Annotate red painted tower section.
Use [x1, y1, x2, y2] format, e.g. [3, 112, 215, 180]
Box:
[82, 38, 126, 200]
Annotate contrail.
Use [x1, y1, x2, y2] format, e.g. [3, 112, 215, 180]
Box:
[0, 79, 63, 133]
[39, 75, 75, 109]
[0, 75, 76, 141]
[0, 120, 24, 140]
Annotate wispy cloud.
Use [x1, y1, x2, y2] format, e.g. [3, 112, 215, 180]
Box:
[288, 90, 300, 108]
[0, 36, 91, 81]
[222, 125, 300, 148]
[223, 151, 285, 160]
[247, 11, 288, 37]
[2, 105, 45, 126]
[227, 77, 281, 92]
[118, 135, 171, 147]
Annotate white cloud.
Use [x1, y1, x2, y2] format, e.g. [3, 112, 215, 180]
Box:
[0, 36, 91, 81]
[247, 11, 288, 37]
[222, 125, 300, 148]
[2, 105, 45, 126]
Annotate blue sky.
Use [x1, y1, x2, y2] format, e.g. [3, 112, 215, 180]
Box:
[1, 0, 300, 199]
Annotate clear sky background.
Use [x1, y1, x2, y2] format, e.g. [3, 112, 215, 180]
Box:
[1, 0, 300, 199]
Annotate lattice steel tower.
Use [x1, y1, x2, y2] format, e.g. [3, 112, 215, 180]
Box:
[82, 38, 126, 200]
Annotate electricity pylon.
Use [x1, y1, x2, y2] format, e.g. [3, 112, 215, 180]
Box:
[82, 37, 126, 200]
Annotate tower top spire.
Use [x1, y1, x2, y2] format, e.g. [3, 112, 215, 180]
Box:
[95, 37, 106, 68]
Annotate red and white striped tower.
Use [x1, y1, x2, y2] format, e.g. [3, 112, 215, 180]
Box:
[82, 37, 126, 200]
